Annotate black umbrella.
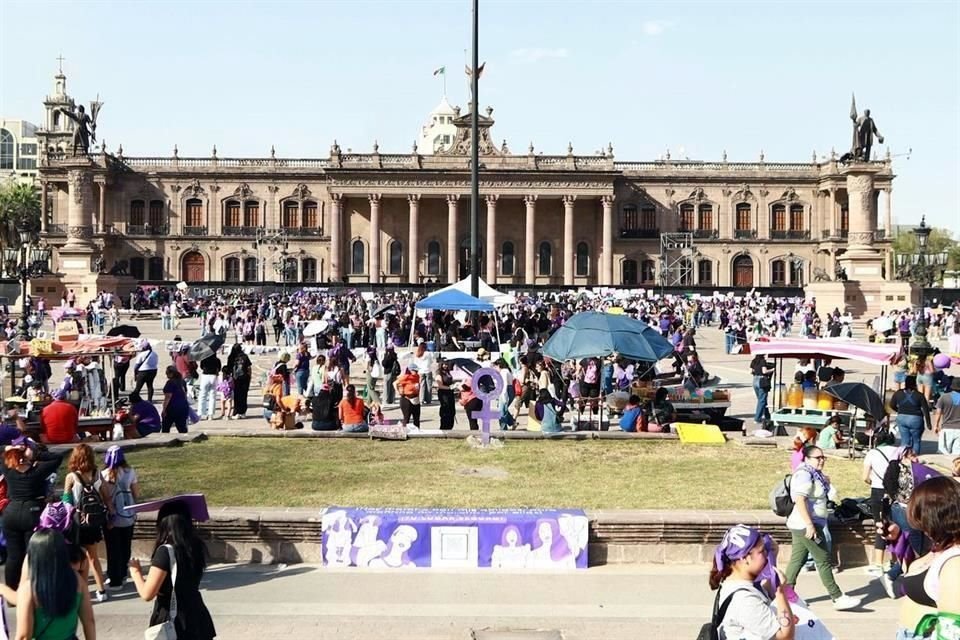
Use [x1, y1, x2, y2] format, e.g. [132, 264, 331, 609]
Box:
[373, 303, 396, 317]
[188, 333, 225, 362]
[107, 325, 141, 338]
[824, 382, 886, 421]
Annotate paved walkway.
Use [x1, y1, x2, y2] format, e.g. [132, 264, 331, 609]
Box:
[80, 563, 900, 639]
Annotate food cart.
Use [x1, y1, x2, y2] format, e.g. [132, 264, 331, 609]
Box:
[746, 337, 901, 440]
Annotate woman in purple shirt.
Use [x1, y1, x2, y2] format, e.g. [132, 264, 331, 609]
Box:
[161, 366, 190, 433]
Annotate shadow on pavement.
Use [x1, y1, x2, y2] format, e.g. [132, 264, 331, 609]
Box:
[200, 564, 316, 591]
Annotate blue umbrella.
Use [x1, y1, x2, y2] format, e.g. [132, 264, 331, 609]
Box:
[541, 312, 675, 362]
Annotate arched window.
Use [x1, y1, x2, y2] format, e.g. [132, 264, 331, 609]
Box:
[0, 129, 13, 170]
[538, 241, 552, 276]
[698, 260, 713, 285]
[243, 257, 258, 281]
[129, 200, 145, 226]
[148, 257, 164, 281]
[129, 257, 145, 280]
[622, 259, 638, 285]
[771, 259, 786, 286]
[575, 242, 589, 277]
[500, 241, 515, 276]
[679, 204, 694, 231]
[184, 199, 203, 231]
[244, 201, 259, 228]
[641, 259, 656, 284]
[426, 241, 441, 276]
[282, 202, 298, 229]
[351, 240, 365, 275]
[302, 201, 318, 229]
[224, 257, 241, 282]
[389, 240, 403, 275]
[302, 257, 318, 282]
[224, 200, 241, 229]
[148, 200, 164, 230]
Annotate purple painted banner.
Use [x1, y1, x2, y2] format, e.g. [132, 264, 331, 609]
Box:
[321, 507, 589, 569]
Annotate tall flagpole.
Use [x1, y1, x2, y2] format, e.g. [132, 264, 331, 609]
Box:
[470, 0, 480, 298]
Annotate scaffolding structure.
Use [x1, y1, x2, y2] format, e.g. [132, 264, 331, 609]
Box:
[658, 232, 696, 292]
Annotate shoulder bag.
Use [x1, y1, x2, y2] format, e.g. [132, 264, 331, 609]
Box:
[144, 544, 178, 640]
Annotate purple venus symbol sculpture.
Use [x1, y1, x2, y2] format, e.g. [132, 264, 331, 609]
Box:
[470, 367, 504, 446]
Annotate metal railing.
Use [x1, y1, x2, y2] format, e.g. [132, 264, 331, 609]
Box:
[43, 223, 67, 235]
[821, 229, 850, 240]
[183, 226, 208, 236]
[692, 229, 719, 239]
[770, 229, 811, 240]
[734, 229, 757, 240]
[620, 228, 659, 239]
[283, 227, 324, 237]
[127, 224, 169, 236]
[223, 226, 260, 237]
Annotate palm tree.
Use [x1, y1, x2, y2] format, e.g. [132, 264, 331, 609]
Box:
[0, 179, 41, 252]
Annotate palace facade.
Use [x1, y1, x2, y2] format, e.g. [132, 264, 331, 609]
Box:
[35, 72, 896, 291]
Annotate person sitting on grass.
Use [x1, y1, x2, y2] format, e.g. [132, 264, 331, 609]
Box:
[308, 383, 338, 432]
[127, 392, 161, 438]
[618, 395, 643, 433]
[817, 415, 846, 450]
[338, 384, 367, 433]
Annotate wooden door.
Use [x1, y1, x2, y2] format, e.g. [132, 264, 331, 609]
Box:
[181, 252, 205, 282]
[733, 255, 754, 288]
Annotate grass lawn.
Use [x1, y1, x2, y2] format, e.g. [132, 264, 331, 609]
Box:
[124, 438, 867, 510]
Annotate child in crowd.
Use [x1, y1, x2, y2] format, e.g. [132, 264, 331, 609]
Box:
[217, 366, 234, 420]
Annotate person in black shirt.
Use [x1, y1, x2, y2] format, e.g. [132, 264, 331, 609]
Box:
[2, 438, 64, 589]
[309, 385, 338, 431]
[750, 354, 776, 424]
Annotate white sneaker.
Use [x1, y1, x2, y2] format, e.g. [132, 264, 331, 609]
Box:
[865, 564, 884, 577]
[832, 594, 861, 611]
[94, 590, 108, 603]
[881, 573, 897, 599]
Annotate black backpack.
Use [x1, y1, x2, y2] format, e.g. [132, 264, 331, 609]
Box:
[74, 474, 108, 531]
[696, 587, 750, 640]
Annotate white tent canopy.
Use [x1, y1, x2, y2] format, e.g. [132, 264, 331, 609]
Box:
[431, 277, 515, 307]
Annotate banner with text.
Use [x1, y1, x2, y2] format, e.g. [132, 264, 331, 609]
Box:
[321, 507, 589, 569]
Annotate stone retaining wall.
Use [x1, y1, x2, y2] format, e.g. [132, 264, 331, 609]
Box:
[128, 508, 874, 567]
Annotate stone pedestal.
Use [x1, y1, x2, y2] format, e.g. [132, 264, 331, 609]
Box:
[805, 280, 919, 318]
[23, 274, 130, 310]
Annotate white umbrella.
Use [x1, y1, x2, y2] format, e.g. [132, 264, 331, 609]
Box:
[303, 319, 329, 337]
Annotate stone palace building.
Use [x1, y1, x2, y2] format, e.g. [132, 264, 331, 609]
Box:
[35, 70, 897, 297]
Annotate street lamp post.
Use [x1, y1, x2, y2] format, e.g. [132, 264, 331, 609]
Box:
[3, 222, 52, 394]
[894, 215, 949, 357]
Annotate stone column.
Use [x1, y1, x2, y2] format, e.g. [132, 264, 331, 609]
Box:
[96, 180, 106, 234]
[845, 171, 876, 249]
[64, 168, 94, 250]
[369, 194, 381, 283]
[757, 189, 769, 240]
[446, 195, 458, 283]
[408, 194, 420, 282]
[40, 181, 48, 233]
[601, 195, 614, 284]
[810, 190, 821, 240]
[883, 188, 892, 238]
[524, 195, 537, 283]
[485, 195, 498, 283]
[330, 194, 342, 281]
[827, 188, 836, 237]
[724, 192, 734, 239]
[563, 195, 576, 285]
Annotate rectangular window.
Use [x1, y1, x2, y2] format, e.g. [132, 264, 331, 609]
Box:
[772, 261, 786, 285]
[244, 201, 259, 227]
[771, 205, 786, 232]
[641, 207, 656, 229]
[640, 260, 656, 284]
[282, 203, 299, 228]
[735, 204, 751, 230]
[679, 205, 694, 231]
[698, 205, 713, 230]
[225, 202, 241, 227]
[130, 201, 145, 226]
[16, 158, 36, 170]
[148, 201, 164, 228]
[840, 208, 849, 231]
[623, 206, 639, 230]
[302, 202, 318, 228]
[185, 201, 203, 227]
[19, 143, 37, 156]
[698, 261, 713, 285]
[789, 205, 804, 231]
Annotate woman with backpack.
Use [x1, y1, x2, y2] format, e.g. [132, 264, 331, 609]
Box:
[101, 445, 140, 591]
[63, 443, 109, 603]
[782, 446, 861, 612]
[890, 375, 932, 454]
[708, 524, 796, 640]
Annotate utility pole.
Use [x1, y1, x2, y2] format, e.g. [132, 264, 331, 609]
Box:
[469, 0, 480, 298]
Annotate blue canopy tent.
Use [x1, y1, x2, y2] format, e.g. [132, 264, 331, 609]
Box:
[411, 289, 500, 348]
[541, 311, 675, 362]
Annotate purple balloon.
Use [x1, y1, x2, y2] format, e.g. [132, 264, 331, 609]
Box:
[933, 353, 951, 370]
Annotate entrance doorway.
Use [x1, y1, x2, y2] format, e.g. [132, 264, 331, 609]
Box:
[733, 255, 754, 287]
[181, 251, 205, 282]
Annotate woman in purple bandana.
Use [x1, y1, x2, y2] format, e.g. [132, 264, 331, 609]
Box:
[709, 524, 795, 639]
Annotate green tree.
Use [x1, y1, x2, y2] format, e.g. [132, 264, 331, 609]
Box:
[0, 179, 41, 249]
[891, 225, 958, 277]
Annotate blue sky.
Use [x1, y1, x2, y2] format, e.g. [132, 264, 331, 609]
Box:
[1, 0, 957, 230]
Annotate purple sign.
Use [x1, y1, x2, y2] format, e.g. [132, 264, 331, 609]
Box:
[321, 507, 589, 569]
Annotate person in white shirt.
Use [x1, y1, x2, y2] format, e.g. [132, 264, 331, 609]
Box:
[130, 341, 160, 402]
[861, 435, 899, 576]
[412, 341, 435, 405]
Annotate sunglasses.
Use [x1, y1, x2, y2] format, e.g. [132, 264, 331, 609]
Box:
[807, 455, 825, 461]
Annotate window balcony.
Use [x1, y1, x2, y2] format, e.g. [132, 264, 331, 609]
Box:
[223, 226, 260, 237]
[821, 229, 850, 240]
[770, 229, 811, 240]
[43, 223, 67, 235]
[619, 228, 659, 239]
[183, 226, 208, 236]
[692, 229, 719, 239]
[734, 229, 757, 240]
[282, 227, 324, 237]
[128, 224, 169, 236]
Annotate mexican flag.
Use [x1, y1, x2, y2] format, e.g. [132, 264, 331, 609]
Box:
[433, 66, 445, 76]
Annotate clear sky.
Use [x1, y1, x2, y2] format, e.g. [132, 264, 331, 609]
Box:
[1, 0, 957, 230]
